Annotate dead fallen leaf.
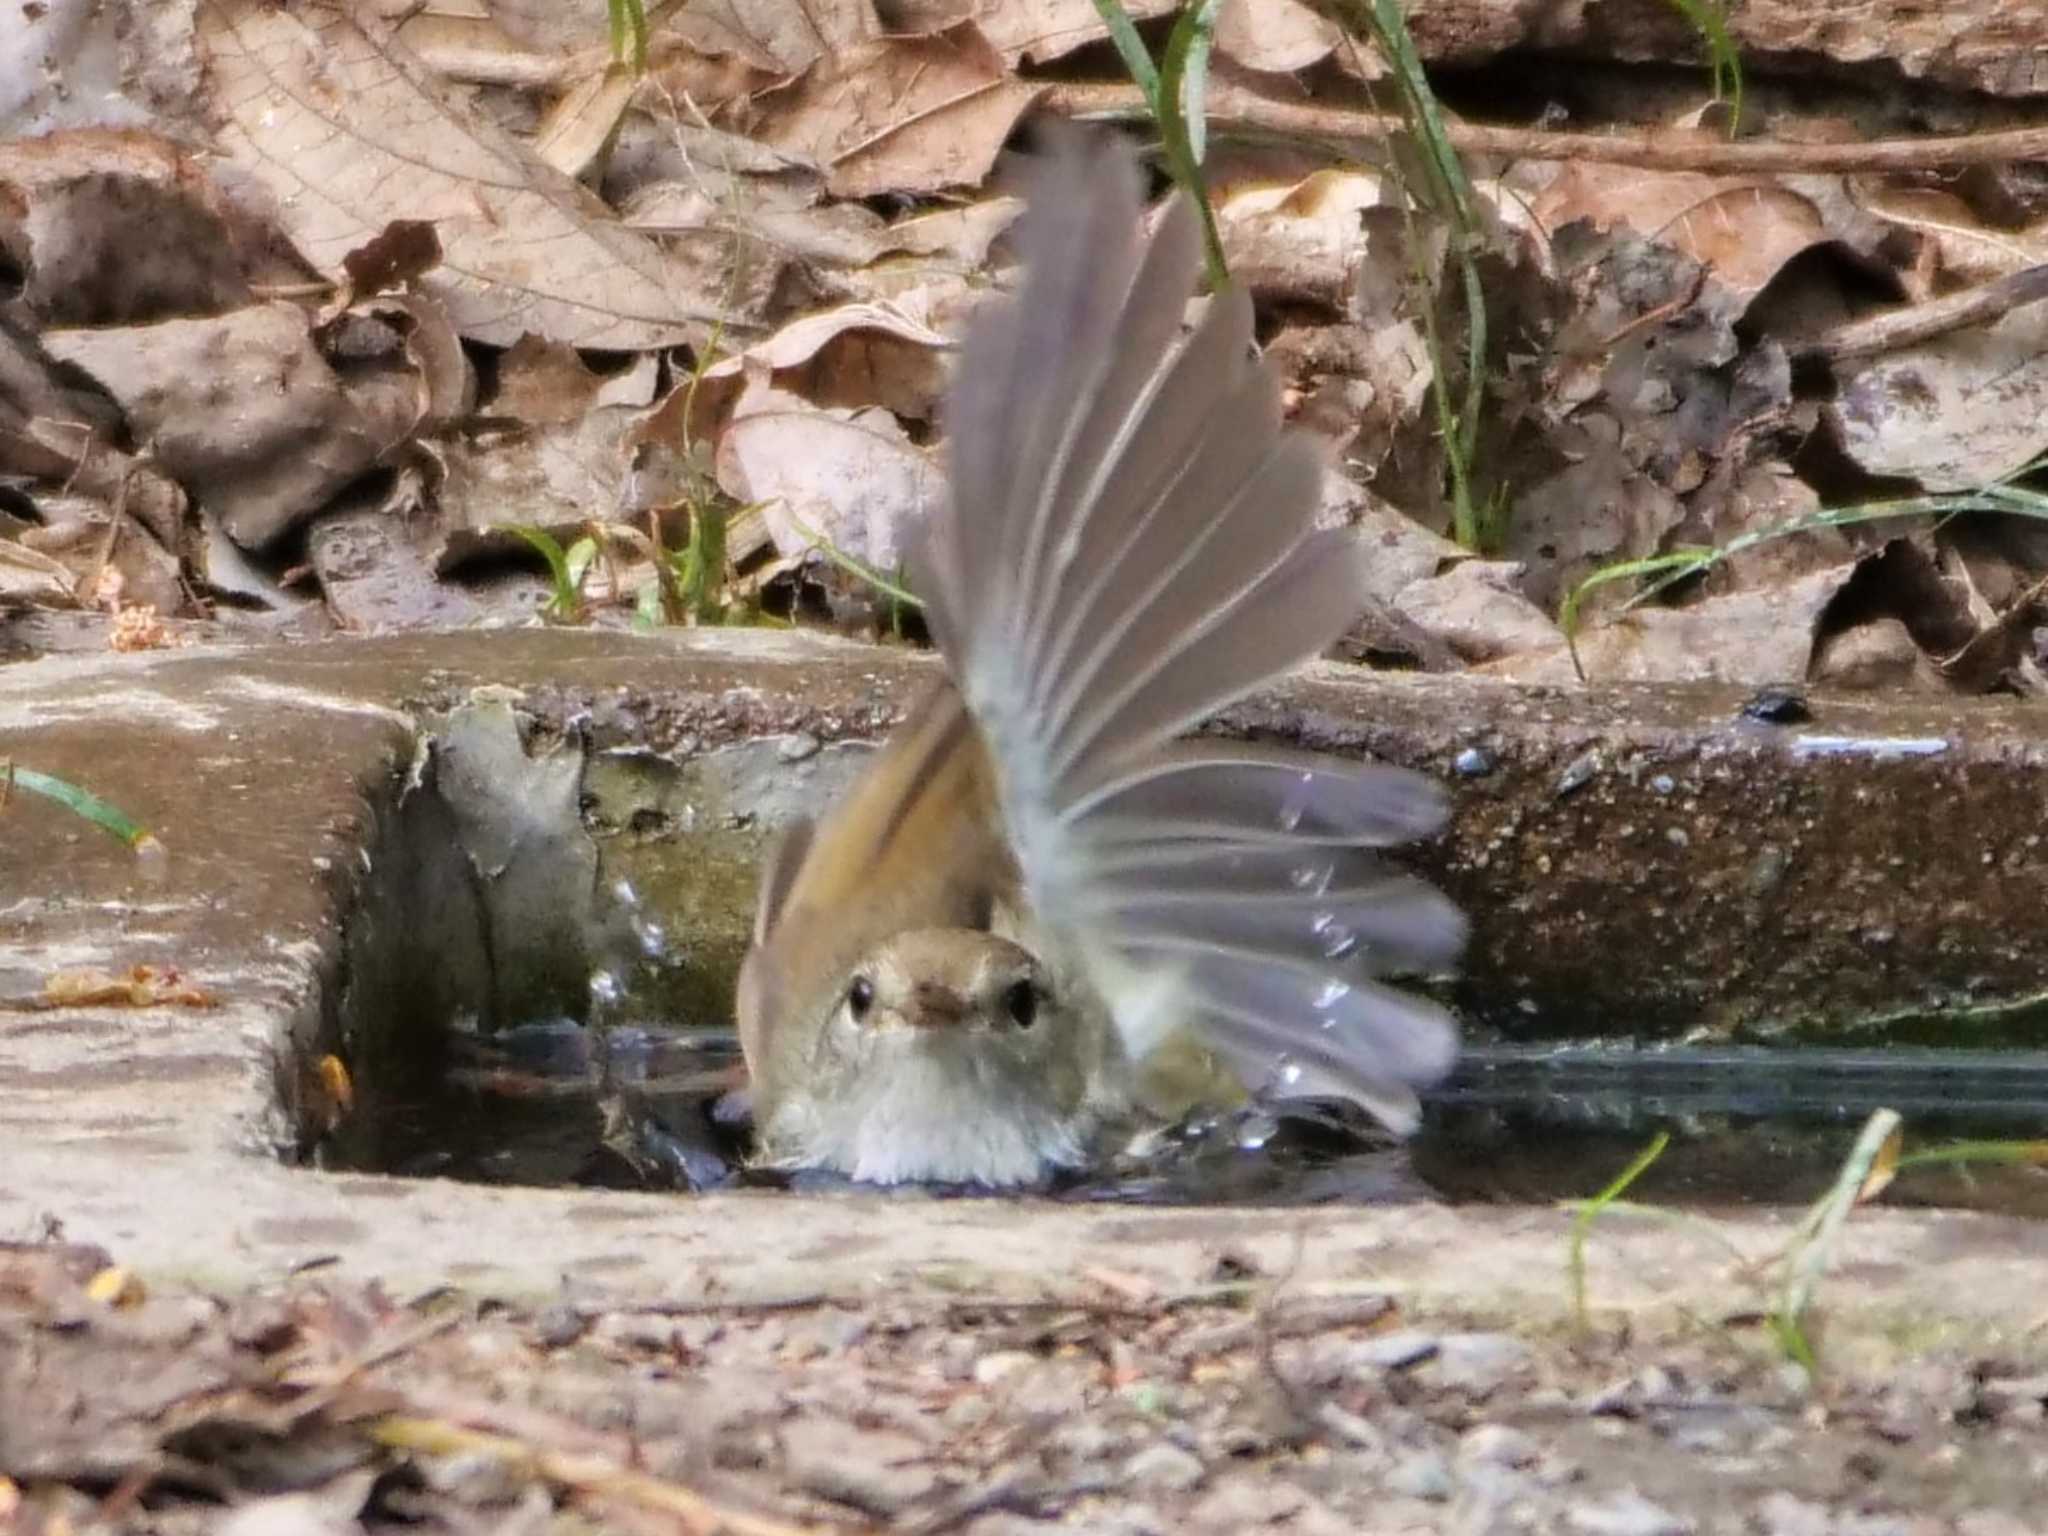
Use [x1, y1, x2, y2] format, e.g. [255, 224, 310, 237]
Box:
[44, 302, 386, 551]
[42, 964, 220, 1009]
[1215, 169, 1394, 311]
[974, 0, 1174, 64]
[1490, 562, 1858, 685]
[107, 604, 178, 652]
[1827, 304, 2048, 490]
[673, 0, 880, 76]
[716, 383, 940, 573]
[1215, 0, 1343, 74]
[748, 23, 1042, 198]
[197, 0, 733, 348]
[703, 299, 953, 419]
[308, 508, 484, 633]
[1534, 162, 1829, 303]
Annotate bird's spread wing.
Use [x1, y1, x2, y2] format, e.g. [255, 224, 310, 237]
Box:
[914, 127, 1465, 1131]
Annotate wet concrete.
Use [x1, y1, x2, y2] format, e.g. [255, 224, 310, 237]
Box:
[0, 629, 2044, 1343]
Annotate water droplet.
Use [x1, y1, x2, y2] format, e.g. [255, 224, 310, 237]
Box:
[633, 917, 667, 958]
[1312, 912, 1359, 959]
[1276, 771, 1314, 832]
[588, 970, 621, 1007]
[1290, 861, 1335, 896]
[1313, 979, 1352, 1012]
[612, 878, 640, 907]
[1235, 1110, 1279, 1150]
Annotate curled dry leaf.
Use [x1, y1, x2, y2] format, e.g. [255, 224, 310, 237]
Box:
[748, 23, 1042, 198]
[1532, 162, 1830, 302]
[703, 300, 953, 419]
[0, 540, 79, 608]
[1215, 170, 1394, 311]
[197, 0, 733, 349]
[42, 963, 220, 1009]
[1215, 0, 1344, 75]
[1828, 306, 2048, 491]
[1860, 185, 2047, 289]
[716, 383, 940, 574]
[975, 0, 1174, 65]
[43, 302, 386, 551]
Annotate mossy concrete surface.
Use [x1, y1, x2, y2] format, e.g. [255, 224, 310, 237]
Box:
[0, 628, 2043, 1345]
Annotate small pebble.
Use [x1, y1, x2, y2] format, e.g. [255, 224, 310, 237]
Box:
[1123, 1440, 1206, 1492]
[1555, 749, 1602, 797]
[972, 1349, 1036, 1385]
[1454, 746, 1496, 778]
[1354, 1329, 1439, 1371]
[1459, 1422, 1538, 1468]
[1383, 1449, 1454, 1502]
[778, 731, 822, 762]
[1566, 1489, 1692, 1536]
[1752, 1492, 1831, 1536]
[1435, 1332, 1530, 1396]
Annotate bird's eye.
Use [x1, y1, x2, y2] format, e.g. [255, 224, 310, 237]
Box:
[1002, 979, 1038, 1029]
[847, 975, 875, 1020]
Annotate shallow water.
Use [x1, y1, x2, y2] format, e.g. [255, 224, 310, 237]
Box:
[325, 1021, 2048, 1216]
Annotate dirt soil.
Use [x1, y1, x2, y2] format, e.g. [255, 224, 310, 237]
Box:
[3, 1235, 2044, 1536]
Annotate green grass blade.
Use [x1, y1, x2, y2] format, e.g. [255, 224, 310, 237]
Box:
[781, 507, 926, 610]
[1566, 1131, 1670, 1329]
[1090, 0, 1230, 290]
[1089, 0, 1162, 99]
[4, 761, 160, 852]
[1774, 1108, 1902, 1373]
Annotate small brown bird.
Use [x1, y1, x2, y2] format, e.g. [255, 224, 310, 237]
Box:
[737, 128, 1464, 1187]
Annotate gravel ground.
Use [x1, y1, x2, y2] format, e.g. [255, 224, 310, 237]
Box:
[3, 1237, 2044, 1536]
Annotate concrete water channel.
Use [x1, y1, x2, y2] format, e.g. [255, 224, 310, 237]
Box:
[3, 628, 2045, 1530]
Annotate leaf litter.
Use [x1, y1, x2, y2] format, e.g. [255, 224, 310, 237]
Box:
[5, 0, 2048, 675]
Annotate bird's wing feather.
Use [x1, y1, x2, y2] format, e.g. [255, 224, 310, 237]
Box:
[915, 126, 1464, 1129]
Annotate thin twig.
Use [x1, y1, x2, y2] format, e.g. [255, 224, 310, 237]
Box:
[1798, 263, 2048, 363]
[1046, 80, 2048, 175]
[371, 1415, 848, 1536]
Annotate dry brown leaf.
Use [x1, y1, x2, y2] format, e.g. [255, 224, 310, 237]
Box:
[1215, 0, 1343, 73]
[1828, 305, 2048, 491]
[716, 383, 940, 571]
[749, 23, 1042, 198]
[975, 0, 1173, 63]
[674, 0, 881, 75]
[493, 335, 613, 426]
[0, 540, 79, 608]
[1505, 414, 1689, 614]
[198, 0, 733, 349]
[533, 61, 641, 181]
[1533, 164, 1828, 301]
[480, 0, 612, 53]
[44, 303, 386, 551]
[42, 964, 220, 1009]
[1492, 563, 1858, 686]
[704, 300, 953, 418]
[1215, 169, 1394, 310]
